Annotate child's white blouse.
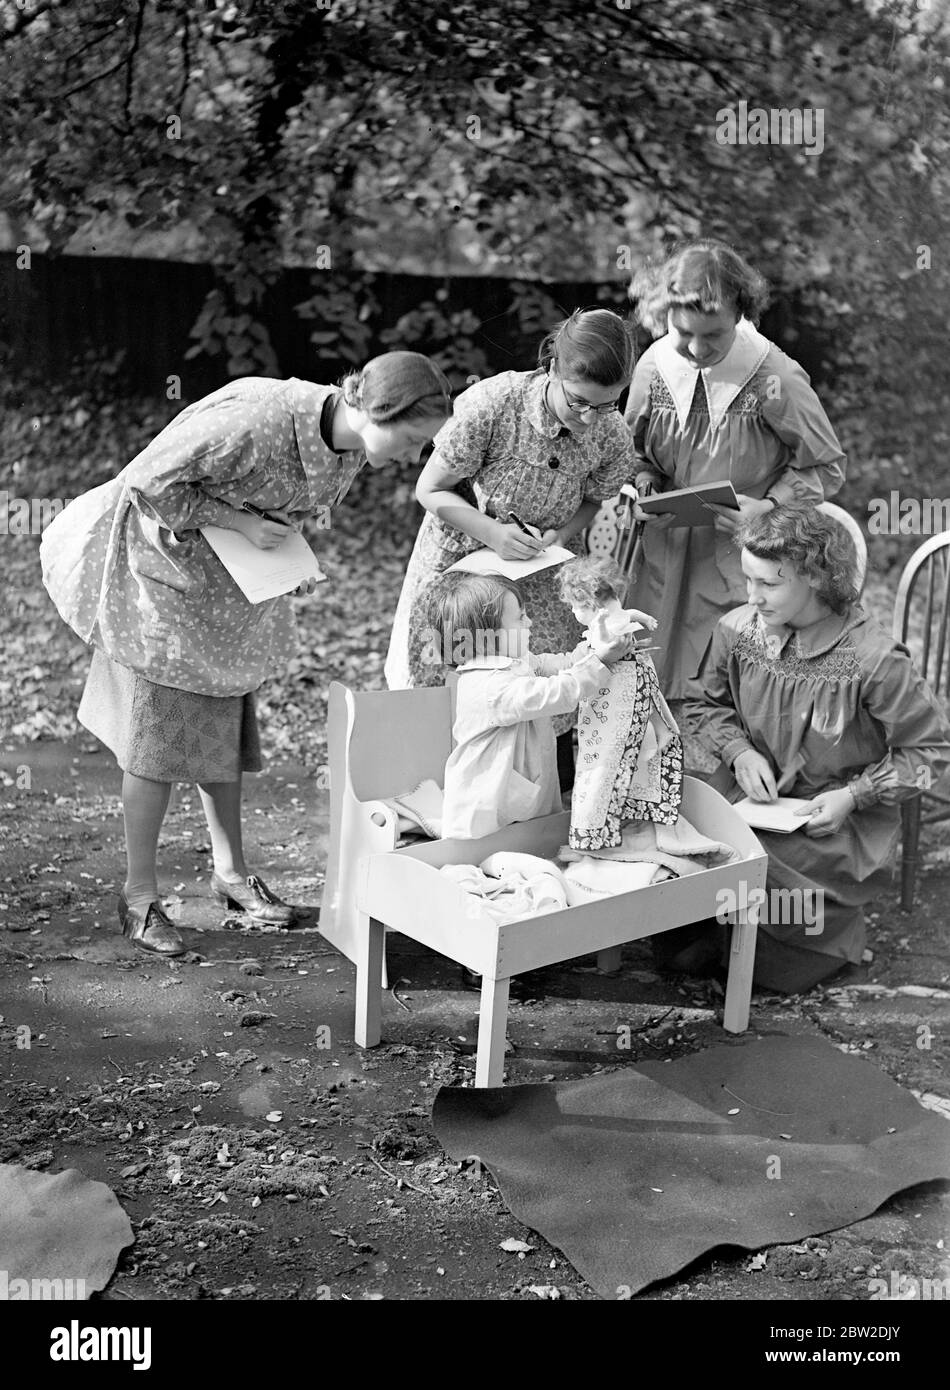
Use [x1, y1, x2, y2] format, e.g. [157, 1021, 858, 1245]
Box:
[441, 648, 609, 840]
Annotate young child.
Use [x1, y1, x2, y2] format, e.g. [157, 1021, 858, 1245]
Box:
[425, 572, 632, 840]
[557, 556, 684, 850]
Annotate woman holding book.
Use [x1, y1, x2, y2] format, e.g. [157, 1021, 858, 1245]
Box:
[41, 353, 451, 956]
[385, 309, 639, 784]
[626, 239, 846, 700]
[681, 504, 950, 993]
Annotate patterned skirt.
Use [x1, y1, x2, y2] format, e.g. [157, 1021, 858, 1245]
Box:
[78, 648, 262, 783]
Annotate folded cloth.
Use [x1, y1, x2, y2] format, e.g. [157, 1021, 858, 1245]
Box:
[562, 857, 669, 906]
[440, 853, 569, 923]
[386, 778, 443, 839]
[560, 814, 737, 878]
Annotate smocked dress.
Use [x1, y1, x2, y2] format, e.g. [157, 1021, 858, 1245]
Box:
[385, 369, 637, 735]
[625, 319, 846, 699]
[685, 603, 950, 990]
[40, 377, 365, 781]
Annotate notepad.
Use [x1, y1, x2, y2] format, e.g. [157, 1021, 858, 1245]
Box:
[637, 481, 740, 528]
[734, 796, 815, 833]
[447, 544, 575, 581]
[201, 525, 327, 603]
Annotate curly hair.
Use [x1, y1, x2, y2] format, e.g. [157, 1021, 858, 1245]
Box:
[538, 308, 636, 387]
[737, 503, 859, 613]
[630, 239, 770, 338]
[558, 556, 627, 609]
[422, 571, 523, 669]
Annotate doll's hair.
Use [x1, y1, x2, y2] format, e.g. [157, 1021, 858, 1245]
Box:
[340, 351, 453, 424]
[423, 572, 524, 669]
[737, 503, 859, 614]
[538, 308, 636, 387]
[558, 556, 627, 609]
[630, 239, 770, 338]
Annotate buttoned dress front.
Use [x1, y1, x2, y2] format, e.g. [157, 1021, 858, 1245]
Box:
[685, 603, 950, 988]
[40, 377, 365, 781]
[384, 369, 637, 736]
[625, 319, 847, 698]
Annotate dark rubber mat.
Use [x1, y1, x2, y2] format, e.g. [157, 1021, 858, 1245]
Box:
[433, 1032, 950, 1298]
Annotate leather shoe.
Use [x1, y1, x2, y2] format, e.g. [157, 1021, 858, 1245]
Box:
[118, 893, 185, 956]
[211, 872, 296, 925]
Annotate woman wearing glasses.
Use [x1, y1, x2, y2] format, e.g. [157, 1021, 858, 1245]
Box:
[385, 308, 637, 785]
[625, 239, 846, 702]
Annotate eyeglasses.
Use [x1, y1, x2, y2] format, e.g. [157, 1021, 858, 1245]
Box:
[559, 384, 622, 417]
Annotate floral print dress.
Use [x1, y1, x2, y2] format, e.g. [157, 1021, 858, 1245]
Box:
[385, 369, 638, 736]
[41, 377, 365, 698]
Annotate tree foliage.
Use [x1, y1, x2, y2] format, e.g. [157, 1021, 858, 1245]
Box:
[1, 0, 948, 482]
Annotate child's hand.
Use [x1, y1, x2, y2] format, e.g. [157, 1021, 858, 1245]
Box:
[625, 608, 658, 631]
[590, 632, 632, 666]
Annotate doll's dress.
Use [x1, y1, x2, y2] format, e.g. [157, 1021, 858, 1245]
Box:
[569, 609, 684, 851]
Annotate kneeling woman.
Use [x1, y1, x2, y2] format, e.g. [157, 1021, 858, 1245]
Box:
[685, 503, 950, 993]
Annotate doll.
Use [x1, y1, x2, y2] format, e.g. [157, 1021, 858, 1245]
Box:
[558, 556, 683, 850]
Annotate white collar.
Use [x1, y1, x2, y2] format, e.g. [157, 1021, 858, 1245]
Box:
[653, 317, 770, 433]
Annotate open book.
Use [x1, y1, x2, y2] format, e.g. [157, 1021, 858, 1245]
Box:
[447, 544, 574, 581]
[201, 525, 326, 603]
[734, 795, 815, 833]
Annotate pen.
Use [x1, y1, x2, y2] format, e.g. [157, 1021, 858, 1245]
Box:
[243, 501, 291, 526]
[508, 511, 543, 540]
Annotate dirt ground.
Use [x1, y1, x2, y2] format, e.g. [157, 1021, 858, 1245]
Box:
[1, 737, 948, 1303]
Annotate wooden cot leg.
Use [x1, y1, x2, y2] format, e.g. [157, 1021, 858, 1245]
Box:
[354, 911, 385, 1048]
[723, 907, 758, 1034]
[475, 975, 511, 1088]
[597, 945, 623, 975]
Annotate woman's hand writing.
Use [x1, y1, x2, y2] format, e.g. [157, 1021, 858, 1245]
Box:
[233, 510, 294, 550]
[733, 748, 778, 801]
[490, 520, 547, 560]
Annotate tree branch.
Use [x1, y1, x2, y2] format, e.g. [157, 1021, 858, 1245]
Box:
[0, 0, 65, 42]
[123, 0, 146, 125]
